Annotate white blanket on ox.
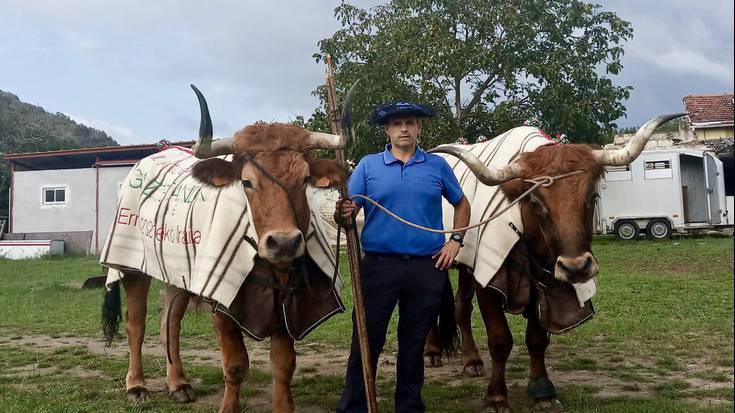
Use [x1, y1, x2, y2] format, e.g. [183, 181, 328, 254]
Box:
[437, 127, 597, 306]
[100, 146, 343, 308]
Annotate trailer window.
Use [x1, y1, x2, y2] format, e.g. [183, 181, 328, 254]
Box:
[42, 187, 67, 205]
[644, 160, 672, 180]
[605, 165, 631, 181]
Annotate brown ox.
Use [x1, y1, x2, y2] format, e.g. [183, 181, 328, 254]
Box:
[101, 85, 353, 413]
[425, 114, 683, 412]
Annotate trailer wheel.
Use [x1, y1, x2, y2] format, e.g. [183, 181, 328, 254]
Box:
[646, 219, 672, 240]
[614, 220, 639, 240]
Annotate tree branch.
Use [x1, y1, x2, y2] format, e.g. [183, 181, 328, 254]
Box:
[462, 71, 499, 118]
[454, 76, 462, 135]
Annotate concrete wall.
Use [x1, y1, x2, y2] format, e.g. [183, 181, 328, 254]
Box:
[696, 127, 734, 141]
[11, 165, 133, 254]
[97, 166, 133, 252]
[3, 231, 92, 254]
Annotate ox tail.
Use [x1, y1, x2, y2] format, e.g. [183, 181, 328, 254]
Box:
[437, 277, 459, 358]
[102, 281, 122, 346]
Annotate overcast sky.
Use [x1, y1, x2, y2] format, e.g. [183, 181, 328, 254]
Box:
[1, 0, 732, 145]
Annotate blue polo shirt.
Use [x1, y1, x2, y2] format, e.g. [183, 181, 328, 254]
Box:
[349, 145, 464, 256]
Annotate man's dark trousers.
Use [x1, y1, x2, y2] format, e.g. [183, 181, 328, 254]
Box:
[336, 253, 447, 413]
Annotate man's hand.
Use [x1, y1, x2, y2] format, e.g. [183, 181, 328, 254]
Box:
[334, 199, 357, 226]
[432, 240, 461, 270]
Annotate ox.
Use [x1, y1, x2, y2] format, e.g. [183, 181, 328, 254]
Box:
[424, 114, 682, 412]
[101, 85, 353, 413]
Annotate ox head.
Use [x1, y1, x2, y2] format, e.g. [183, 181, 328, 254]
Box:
[189, 84, 354, 266]
[430, 114, 683, 284]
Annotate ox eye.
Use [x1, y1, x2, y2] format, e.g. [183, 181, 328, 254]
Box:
[529, 195, 547, 214]
[241, 180, 253, 189]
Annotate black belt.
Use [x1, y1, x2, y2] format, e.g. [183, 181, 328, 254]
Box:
[364, 252, 433, 260]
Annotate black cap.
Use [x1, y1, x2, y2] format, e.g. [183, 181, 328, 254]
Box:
[369, 101, 436, 125]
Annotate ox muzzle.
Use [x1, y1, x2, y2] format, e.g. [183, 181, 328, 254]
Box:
[554, 252, 599, 284]
[259, 230, 305, 263]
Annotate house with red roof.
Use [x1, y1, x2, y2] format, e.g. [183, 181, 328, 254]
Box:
[682, 94, 734, 141]
[2, 140, 192, 254]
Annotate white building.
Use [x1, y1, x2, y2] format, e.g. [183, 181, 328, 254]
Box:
[3, 142, 191, 254]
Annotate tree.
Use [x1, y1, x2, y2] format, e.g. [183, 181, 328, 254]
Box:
[311, 0, 633, 161]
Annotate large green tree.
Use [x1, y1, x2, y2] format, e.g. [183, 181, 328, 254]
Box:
[310, 0, 633, 161]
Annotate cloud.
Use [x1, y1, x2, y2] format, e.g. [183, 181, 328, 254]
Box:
[637, 49, 732, 84]
[1, 0, 731, 137]
[619, 11, 734, 85]
[68, 114, 138, 145]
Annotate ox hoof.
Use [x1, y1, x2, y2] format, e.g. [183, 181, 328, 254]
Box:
[482, 402, 511, 413]
[533, 398, 564, 413]
[169, 383, 197, 403]
[462, 360, 485, 377]
[126, 386, 150, 402]
[424, 353, 443, 368]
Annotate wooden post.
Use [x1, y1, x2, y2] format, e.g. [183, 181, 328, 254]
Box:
[325, 55, 378, 412]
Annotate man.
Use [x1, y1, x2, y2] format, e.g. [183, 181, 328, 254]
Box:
[335, 101, 471, 412]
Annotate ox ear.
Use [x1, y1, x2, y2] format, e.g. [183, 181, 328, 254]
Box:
[191, 158, 243, 187]
[308, 160, 348, 189]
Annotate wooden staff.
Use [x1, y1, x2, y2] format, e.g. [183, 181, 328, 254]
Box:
[325, 55, 378, 412]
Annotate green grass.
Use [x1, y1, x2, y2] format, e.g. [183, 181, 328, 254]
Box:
[0, 236, 732, 412]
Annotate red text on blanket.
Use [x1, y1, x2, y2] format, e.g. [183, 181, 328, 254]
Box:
[116, 207, 202, 245]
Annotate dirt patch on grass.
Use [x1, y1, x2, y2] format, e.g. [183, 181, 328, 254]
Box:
[1, 329, 732, 410]
[4, 363, 57, 377]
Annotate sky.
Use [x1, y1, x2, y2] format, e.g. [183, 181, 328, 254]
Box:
[0, 0, 732, 145]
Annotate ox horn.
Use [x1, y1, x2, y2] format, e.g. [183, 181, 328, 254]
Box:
[428, 145, 523, 186]
[306, 81, 358, 149]
[592, 113, 685, 166]
[190, 84, 235, 158]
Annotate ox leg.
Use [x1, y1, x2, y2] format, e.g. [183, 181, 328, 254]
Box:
[270, 329, 296, 413]
[476, 287, 512, 413]
[213, 311, 249, 413]
[423, 327, 443, 367]
[121, 273, 152, 402]
[526, 316, 564, 413]
[457, 267, 484, 377]
[160, 284, 196, 403]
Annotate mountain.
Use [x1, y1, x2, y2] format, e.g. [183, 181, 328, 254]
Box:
[0, 89, 119, 218]
[0, 89, 118, 153]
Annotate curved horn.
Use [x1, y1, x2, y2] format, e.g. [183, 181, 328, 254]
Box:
[428, 145, 523, 186]
[306, 81, 358, 149]
[593, 113, 685, 166]
[190, 84, 234, 158]
[307, 132, 345, 148]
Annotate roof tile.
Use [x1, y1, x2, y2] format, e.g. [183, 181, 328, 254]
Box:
[683, 94, 734, 124]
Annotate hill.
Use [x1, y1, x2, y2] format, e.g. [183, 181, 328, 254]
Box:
[0, 89, 119, 219]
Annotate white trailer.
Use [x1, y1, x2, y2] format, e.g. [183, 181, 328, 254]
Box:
[595, 148, 729, 239]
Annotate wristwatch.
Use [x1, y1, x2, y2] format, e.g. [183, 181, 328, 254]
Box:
[450, 233, 464, 246]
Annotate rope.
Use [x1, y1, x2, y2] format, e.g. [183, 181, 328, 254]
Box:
[348, 170, 584, 234]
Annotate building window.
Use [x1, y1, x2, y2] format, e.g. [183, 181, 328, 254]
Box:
[605, 164, 632, 182]
[645, 160, 671, 170]
[42, 187, 67, 205]
[644, 159, 673, 180]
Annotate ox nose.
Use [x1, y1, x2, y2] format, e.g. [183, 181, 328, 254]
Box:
[262, 231, 304, 261]
[555, 252, 599, 283]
